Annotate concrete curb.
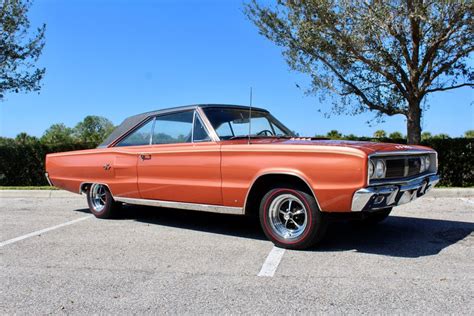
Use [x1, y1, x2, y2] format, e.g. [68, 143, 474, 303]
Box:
[0, 188, 472, 199]
[0, 190, 81, 198]
[425, 188, 473, 198]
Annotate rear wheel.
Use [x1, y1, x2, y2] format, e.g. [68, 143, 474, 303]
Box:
[259, 187, 327, 250]
[86, 184, 120, 219]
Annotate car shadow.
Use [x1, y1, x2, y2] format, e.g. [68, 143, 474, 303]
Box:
[74, 206, 473, 258]
[74, 204, 266, 241]
[318, 216, 473, 257]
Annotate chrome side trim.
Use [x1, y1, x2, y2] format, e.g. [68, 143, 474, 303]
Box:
[45, 173, 53, 186]
[114, 197, 244, 215]
[242, 172, 323, 213]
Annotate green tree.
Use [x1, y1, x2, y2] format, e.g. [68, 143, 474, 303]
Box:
[1, 0, 46, 100]
[373, 130, 387, 138]
[41, 123, 75, 145]
[0, 136, 15, 145]
[15, 132, 39, 144]
[389, 131, 404, 139]
[326, 130, 342, 139]
[246, 1, 473, 144]
[421, 131, 432, 140]
[432, 133, 450, 140]
[344, 133, 358, 140]
[73, 116, 114, 146]
[464, 130, 474, 138]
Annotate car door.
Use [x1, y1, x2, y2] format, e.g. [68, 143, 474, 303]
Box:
[137, 110, 222, 205]
[109, 118, 156, 198]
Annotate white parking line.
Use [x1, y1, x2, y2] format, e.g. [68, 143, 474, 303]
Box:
[0, 215, 93, 248]
[460, 198, 474, 205]
[258, 246, 286, 277]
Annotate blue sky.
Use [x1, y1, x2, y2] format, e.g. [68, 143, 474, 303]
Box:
[1, 0, 473, 138]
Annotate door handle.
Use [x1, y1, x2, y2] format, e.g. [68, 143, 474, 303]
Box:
[140, 153, 152, 160]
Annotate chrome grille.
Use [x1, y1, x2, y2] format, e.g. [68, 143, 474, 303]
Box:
[407, 157, 422, 176]
[385, 159, 405, 178]
[384, 156, 423, 179]
[369, 151, 437, 185]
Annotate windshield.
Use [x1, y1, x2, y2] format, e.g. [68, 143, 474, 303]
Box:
[203, 108, 293, 140]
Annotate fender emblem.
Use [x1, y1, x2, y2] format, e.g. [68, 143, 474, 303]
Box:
[103, 163, 111, 171]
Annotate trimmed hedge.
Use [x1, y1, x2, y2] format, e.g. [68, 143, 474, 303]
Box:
[0, 138, 472, 187]
[0, 141, 95, 186]
[376, 138, 473, 187]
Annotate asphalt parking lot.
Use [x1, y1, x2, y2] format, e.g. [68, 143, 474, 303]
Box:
[1, 190, 473, 314]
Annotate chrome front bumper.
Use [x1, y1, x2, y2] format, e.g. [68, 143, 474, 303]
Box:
[351, 174, 440, 212]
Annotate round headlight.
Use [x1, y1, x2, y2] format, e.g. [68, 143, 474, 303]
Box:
[374, 160, 386, 178]
[368, 160, 375, 178]
[425, 156, 430, 170]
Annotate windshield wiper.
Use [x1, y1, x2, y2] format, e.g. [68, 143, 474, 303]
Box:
[228, 135, 292, 140]
[229, 135, 262, 140]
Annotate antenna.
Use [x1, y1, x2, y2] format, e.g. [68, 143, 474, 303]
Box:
[248, 87, 252, 145]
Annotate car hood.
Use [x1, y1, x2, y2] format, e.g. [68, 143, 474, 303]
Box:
[236, 138, 434, 155]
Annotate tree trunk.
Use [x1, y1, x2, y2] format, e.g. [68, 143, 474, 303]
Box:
[406, 100, 422, 145]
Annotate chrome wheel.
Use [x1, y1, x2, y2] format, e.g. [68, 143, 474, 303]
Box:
[268, 194, 308, 241]
[90, 184, 107, 213]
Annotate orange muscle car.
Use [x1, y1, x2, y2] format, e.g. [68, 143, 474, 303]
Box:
[45, 104, 439, 249]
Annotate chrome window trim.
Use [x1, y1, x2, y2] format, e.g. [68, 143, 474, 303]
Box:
[151, 110, 194, 145]
[114, 197, 243, 215]
[149, 117, 156, 145]
[199, 107, 294, 140]
[191, 110, 196, 142]
[266, 113, 295, 137]
[196, 107, 221, 142]
[114, 117, 155, 147]
[111, 105, 292, 146]
[192, 110, 213, 143]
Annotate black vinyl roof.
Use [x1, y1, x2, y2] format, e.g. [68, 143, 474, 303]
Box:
[98, 104, 268, 148]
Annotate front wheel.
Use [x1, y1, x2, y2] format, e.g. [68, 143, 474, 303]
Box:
[86, 183, 120, 219]
[259, 187, 327, 250]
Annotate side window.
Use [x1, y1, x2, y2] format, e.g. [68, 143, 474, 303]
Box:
[152, 111, 193, 144]
[193, 113, 211, 142]
[116, 119, 154, 147]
